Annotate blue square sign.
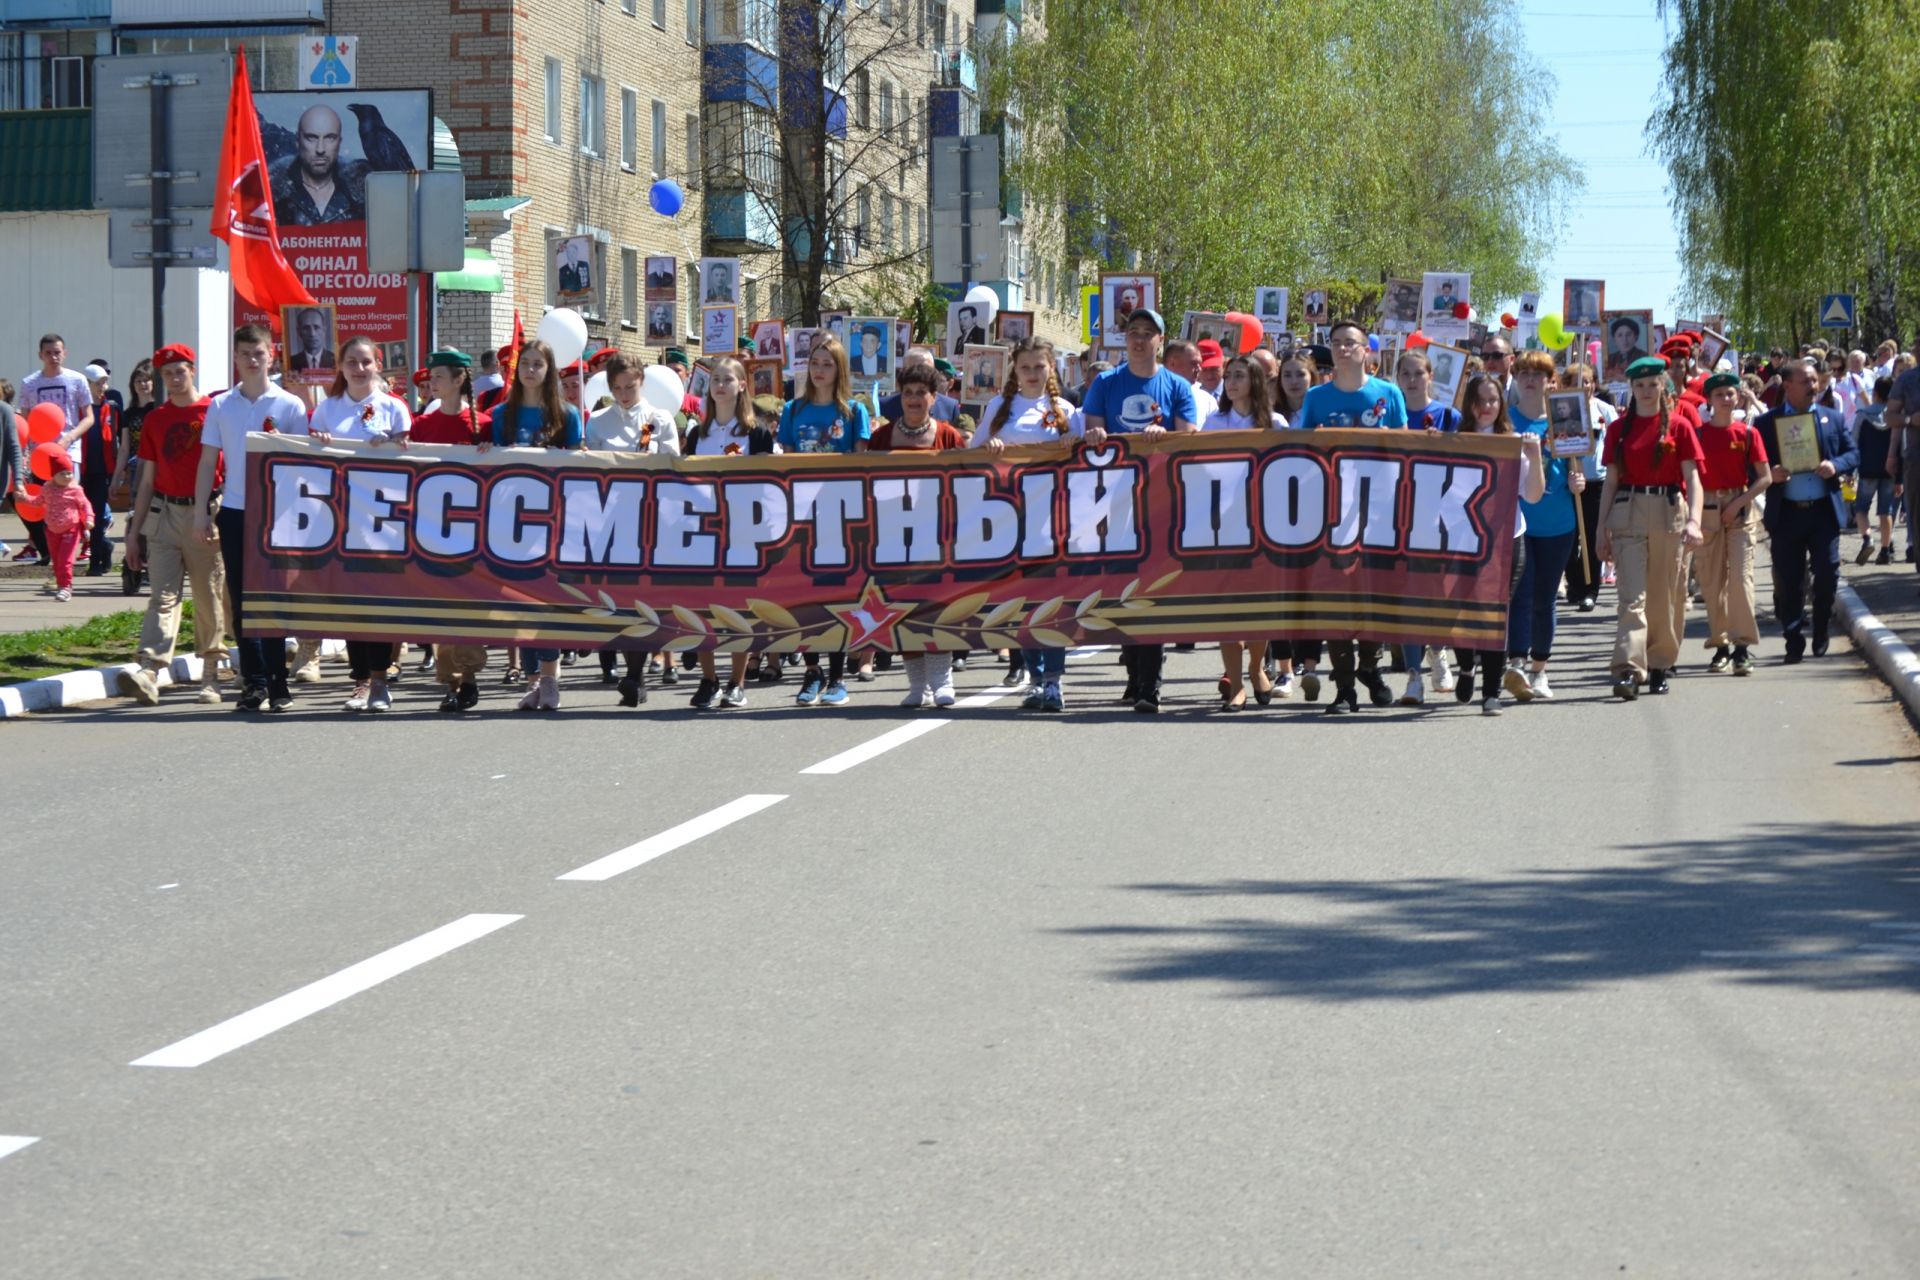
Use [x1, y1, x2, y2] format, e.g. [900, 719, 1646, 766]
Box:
[1819, 294, 1855, 329]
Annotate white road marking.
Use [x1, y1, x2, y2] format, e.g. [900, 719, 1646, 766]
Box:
[130, 913, 523, 1068]
[800, 720, 954, 774]
[0, 1136, 39, 1163]
[556, 794, 789, 881]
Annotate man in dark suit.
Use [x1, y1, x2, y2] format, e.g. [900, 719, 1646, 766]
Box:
[288, 308, 334, 372]
[1753, 356, 1859, 661]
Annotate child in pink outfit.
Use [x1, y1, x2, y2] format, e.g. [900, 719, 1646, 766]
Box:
[40, 449, 95, 601]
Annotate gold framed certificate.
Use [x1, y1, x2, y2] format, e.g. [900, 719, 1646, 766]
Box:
[1775, 413, 1822, 474]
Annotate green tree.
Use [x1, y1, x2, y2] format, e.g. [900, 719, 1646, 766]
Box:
[994, 0, 1579, 323]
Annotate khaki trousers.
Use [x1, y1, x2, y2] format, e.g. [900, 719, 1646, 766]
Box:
[436, 645, 489, 684]
[137, 499, 231, 669]
[1608, 489, 1690, 678]
[1696, 488, 1761, 647]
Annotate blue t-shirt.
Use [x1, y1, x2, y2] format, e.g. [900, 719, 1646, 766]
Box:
[1407, 402, 1461, 432]
[1083, 364, 1199, 434]
[489, 403, 584, 448]
[1854, 404, 1893, 477]
[778, 399, 871, 453]
[1509, 407, 1576, 537]
[1297, 377, 1407, 430]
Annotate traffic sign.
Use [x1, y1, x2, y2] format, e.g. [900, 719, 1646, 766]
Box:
[1819, 294, 1855, 329]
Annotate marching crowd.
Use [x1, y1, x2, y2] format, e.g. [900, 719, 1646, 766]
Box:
[3, 312, 1915, 718]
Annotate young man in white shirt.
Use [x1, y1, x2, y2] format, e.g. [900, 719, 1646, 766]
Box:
[1162, 339, 1219, 429]
[194, 323, 312, 713]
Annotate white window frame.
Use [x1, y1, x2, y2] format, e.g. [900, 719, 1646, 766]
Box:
[685, 112, 701, 185]
[652, 0, 667, 29]
[621, 248, 639, 328]
[620, 87, 638, 171]
[651, 99, 668, 178]
[543, 58, 562, 143]
[579, 73, 605, 158]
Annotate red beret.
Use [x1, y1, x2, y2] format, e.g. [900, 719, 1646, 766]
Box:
[411, 368, 432, 387]
[562, 360, 586, 377]
[586, 348, 618, 372]
[1195, 338, 1225, 369]
[153, 343, 196, 369]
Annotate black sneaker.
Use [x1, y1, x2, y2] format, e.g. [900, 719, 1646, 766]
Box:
[1612, 675, 1639, 700]
[456, 680, 480, 710]
[1878, 545, 1894, 565]
[661, 664, 681, 686]
[438, 689, 462, 713]
[267, 683, 295, 712]
[617, 675, 645, 708]
[1361, 671, 1394, 706]
[1324, 687, 1358, 714]
[235, 685, 267, 713]
[1708, 646, 1732, 673]
[1648, 668, 1671, 694]
[1811, 632, 1830, 658]
[1455, 669, 1475, 704]
[691, 678, 720, 709]
[1118, 681, 1140, 706]
[1577, 596, 1596, 612]
[1784, 632, 1806, 664]
[1855, 541, 1873, 565]
[1731, 646, 1753, 675]
[1132, 688, 1161, 714]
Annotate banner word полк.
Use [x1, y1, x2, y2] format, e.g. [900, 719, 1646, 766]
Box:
[243, 430, 1524, 651]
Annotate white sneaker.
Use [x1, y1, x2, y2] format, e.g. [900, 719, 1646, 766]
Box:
[900, 655, 930, 707]
[1398, 672, 1425, 706]
[933, 683, 957, 708]
[291, 638, 323, 683]
[367, 681, 392, 713]
[1274, 673, 1293, 699]
[1528, 669, 1554, 700]
[344, 681, 371, 712]
[55, 586, 72, 602]
[1502, 662, 1534, 702]
[195, 676, 222, 705]
[1431, 651, 1456, 693]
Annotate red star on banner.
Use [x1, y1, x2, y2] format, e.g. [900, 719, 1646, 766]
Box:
[825, 578, 915, 652]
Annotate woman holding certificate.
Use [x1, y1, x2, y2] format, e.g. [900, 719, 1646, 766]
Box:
[1595, 356, 1706, 700]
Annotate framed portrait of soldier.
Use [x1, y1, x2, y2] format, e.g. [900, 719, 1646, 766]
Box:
[281, 303, 338, 385]
[1380, 278, 1422, 333]
[699, 257, 740, 307]
[1183, 311, 1228, 344]
[1600, 310, 1653, 381]
[1547, 390, 1593, 457]
[1099, 273, 1158, 349]
[646, 302, 676, 345]
[946, 300, 991, 357]
[1696, 327, 1730, 372]
[1254, 286, 1289, 329]
[554, 234, 595, 306]
[963, 345, 1010, 396]
[819, 310, 851, 351]
[1301, 287, 1330, 327]
[645, 255, 677, 303]
[996, 310, 1034, 344]
[1426, 341, 1470, 408]
[786, 327, 819, 371]
[1563, 279, 1605, 330]
[848, 316, 896, 380]
[751, 319, 786, 363]
[746, 358, 784, 402]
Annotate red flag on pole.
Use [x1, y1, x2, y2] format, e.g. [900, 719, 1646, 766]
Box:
[504, 310, 524, 384]
[213, 47, 316, 314]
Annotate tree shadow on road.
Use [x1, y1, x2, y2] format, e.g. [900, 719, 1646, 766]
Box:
[1064, 822, 1920, 999]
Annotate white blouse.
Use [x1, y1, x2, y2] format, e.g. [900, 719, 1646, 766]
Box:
[310, 390, 412, 442]
[968, 393, 1081, 447]
[1202, 406, 1289, 431]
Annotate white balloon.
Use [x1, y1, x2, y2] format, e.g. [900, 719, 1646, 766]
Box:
[536, 308, 589, 367]
[582, 370, 611, 412]
[641, 365, 684, 416]
[963, 284, 999, 324]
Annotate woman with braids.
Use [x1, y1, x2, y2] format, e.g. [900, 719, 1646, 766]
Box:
[1595, 356, 1706, 701]
[973, 338, 1080, 711]
[483, 339, 584, 711]
[1201, 355, 1286, 710]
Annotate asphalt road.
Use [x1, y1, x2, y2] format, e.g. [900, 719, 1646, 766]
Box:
[3, 607, 1918, 1278]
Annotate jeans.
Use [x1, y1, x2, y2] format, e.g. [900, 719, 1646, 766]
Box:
[81, 473, 112, 567]
[1022, 647, 1066, 679]
[1121, 643, 1164, 693]
[346, 640, 395, 681]
[1509, 529, 1577, 660]
[522, 646, 563, 665]
[1327, 639, 1380, 688]
[1563, 482, 1606, 600]
[216, 505, 285, 691]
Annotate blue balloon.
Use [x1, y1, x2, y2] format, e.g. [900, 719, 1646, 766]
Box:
[1368, 334, 1381, 351]
[649, 179, 684, 218]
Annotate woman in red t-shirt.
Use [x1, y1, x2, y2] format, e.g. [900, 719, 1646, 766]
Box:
[1595, 356, 1706, 699]
[1692, 371, 1771, 674]
[870, 363, 967, 708]
[410, 349, 479, 446]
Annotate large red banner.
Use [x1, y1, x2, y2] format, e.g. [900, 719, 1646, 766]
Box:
[241, 430, 1523, 650]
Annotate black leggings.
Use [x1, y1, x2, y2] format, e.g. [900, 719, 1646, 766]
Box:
[346, 640, 395, 681]
[1460, 536, 1528, 686]
[803, 651, 847, 682]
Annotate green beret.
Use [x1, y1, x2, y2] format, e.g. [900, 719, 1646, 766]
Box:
[739, 337, 757, 352]
[664, 347, 690, 368]
[1625, 356, 1671, 381]
[1702, 371, 1739, 394]
[751, 394, 785, 419]
[426, 347, 472, 370]
[933, 358, 958, 378]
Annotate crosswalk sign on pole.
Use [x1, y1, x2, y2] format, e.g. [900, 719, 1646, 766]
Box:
[1819, 294, 1855, 329]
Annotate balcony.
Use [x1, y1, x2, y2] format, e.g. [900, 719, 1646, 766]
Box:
[931, 44, 975, 91]
[705, 186, 780, 252]
[110, 0, 322, 22]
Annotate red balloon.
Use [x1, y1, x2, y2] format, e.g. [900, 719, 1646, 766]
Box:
[26, 402, 64, 444]
[1223, 311, 1264, 355]
[1406, 330, 1431, 350]
[1451, 301, 1472, 321]
[1499, 312, 1518, 330]
[15, 480, 45, 523]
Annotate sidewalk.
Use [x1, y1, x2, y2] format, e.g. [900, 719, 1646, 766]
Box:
[1842, 530, 1920, 653]
[0, 508, 134, 633]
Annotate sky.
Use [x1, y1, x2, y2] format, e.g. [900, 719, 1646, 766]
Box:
[1515, 0, 1684, 323]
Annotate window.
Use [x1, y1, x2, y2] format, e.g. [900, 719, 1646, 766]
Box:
[687, 0, 700, 43]
[879, 81, 894, 134]
[856, 186, 871, 252]
[709, 0, 776, 46]
[651, 100, 667, 176]
[918, 206, 927, 249]
[653, 0, 667, 27]
[543, 58, 562, 142]
[880, 193, 894, 252]
[622, 249, 639, 326]
[579, 74, 605, 156]
[623, 0, 637, 12]
[745, 277, 759, 322]
[853, 70, 870, 129]
[685, 113, 701, 184]
[620, 89, 637, 170]
[687, 263, 702, 335]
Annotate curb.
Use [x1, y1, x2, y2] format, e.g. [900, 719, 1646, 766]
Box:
[1835, 579, 1920, 728]
[1, 655, 202, 718]
[0, 638, 347, 719]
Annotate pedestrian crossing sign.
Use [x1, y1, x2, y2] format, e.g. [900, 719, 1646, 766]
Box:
[1819, 294, 1855, 329]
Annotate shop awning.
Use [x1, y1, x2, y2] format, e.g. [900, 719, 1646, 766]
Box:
[436, 247, 502, 293]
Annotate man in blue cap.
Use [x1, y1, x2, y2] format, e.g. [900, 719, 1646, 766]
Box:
[1082, 306, 1198, 713]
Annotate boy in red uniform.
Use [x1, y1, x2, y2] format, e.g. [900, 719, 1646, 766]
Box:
[1692, 371, 1771, 674]
[119, 344, 230, 705]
